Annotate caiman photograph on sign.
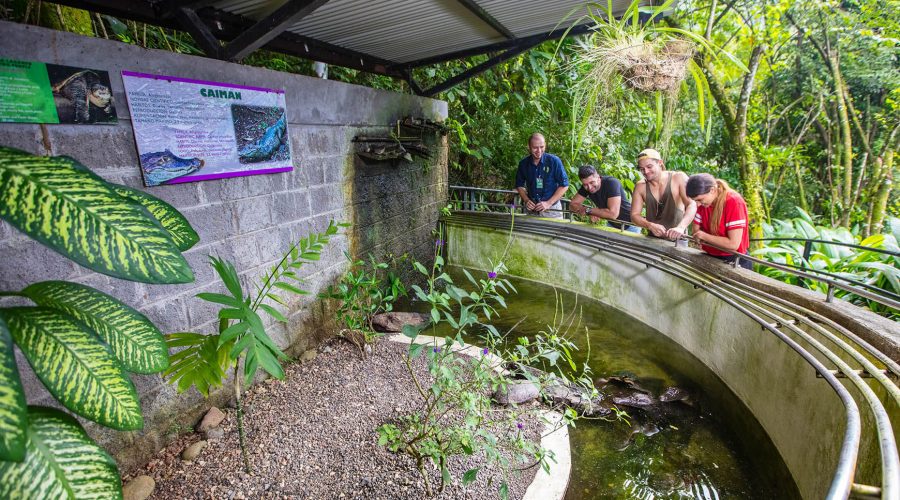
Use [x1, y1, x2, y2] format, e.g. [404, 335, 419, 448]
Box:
[232, 104, 288, 165]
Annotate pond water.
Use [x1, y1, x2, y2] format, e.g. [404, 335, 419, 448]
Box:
[403, 266, 799, 499]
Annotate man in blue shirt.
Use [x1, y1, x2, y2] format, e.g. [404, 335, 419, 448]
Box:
[515, 133, 569, 218]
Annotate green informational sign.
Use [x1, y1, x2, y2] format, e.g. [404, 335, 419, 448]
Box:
[0, 58, 118, 125]
[0, 59, 57, 123]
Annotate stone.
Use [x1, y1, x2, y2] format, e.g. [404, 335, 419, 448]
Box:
[204, 426, 225, 440]
[371, 312, 429, 333]
[181, 440, 207, 461]
[300, 349, 317, 363]
[197, 407, 226, 433]
[122, 475, 155, 500]
[492, 380, 540, 405]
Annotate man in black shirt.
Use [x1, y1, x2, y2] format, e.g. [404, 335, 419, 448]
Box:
[569, 165, 639, 232]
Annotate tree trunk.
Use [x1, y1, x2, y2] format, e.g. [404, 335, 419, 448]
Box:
[831, 55, 855, 227]
[870, 150, 894, 235]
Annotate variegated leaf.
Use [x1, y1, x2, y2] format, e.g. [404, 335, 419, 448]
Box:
[1, 308, 142, 430]
[0, 147, 193, 284]
[0, 406, 121, 499]
[22, 281, 169, 374]
[0, 316, 27, 462]
[110, 184, 199, 251]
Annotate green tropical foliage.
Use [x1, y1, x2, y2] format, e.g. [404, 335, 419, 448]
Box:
[0, 147, 193, 283]
[320, 252, 407, 353]
[752, 210, 900, 318]
[164, 220, 341, 472]
[0, 407, 121, 500]
[0, 147, 198, 497]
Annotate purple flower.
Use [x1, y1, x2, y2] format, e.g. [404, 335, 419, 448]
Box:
[488, 271, 498, 279]
[516, 422, 524, 430]
[482, 347, 489, 355]
[435, 239, 444, 247]
[433, 347, 441, 353]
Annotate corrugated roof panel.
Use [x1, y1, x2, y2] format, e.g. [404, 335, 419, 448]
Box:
[481, 0, 634, 37]
[208, 0, 639, 64]
[285, 0, 506, 63]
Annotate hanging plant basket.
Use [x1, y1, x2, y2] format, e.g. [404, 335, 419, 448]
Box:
[618, 39, 695, 93]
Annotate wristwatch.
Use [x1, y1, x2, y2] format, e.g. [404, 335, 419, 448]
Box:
[585, 207, 593, 215]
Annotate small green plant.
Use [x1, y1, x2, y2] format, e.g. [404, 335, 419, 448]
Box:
[164, 220, 341, 472]
[320, 252, 406, 355]
[377, 246, 594, 498]
[752, 209, 900, 318]
[0, 146, 198, 497]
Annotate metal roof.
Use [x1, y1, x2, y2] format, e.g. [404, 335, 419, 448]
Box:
[53, 0, 648, 95]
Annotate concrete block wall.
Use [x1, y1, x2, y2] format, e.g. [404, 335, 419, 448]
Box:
[0, 21, 447, 469]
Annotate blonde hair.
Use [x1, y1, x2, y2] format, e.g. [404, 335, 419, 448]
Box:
[709, 179, 733, 236]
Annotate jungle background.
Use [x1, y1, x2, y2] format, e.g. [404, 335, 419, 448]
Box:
[2, 0, 897, 317]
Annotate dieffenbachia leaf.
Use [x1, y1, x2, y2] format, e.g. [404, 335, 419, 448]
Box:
[1, 308, 142, 430]
[0, 316, 27, 461]
[22, 281, 169, 374]
[110, 183, 199, 251]
[0, 146, 193, 284]
[0, 406, 121, 499]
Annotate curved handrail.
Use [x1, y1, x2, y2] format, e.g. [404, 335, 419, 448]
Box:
[448, 186, 900, 313]
[752, 237, 900, 259]
[442, 210, 900, 499]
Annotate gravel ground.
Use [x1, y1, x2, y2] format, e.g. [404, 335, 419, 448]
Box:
[127, 337, 544, 499]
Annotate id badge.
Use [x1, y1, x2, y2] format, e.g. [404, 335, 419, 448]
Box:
[535, 177, 544, 190]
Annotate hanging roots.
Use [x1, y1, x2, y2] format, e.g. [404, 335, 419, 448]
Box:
[581, 37, 695, 93]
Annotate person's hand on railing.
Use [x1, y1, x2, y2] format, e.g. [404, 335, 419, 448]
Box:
[647, 222, 668, 238]
[665, 226, 686, 240]
[532, 200, 546, 212]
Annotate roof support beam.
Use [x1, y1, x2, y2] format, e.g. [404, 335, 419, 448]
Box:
[172, 6, 222, 58]
[222, 0, 331, 61]
[422, 38, 545, 97]
[455, 0, 514, 39]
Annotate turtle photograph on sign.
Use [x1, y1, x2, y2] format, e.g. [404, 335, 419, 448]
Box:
[122, 71, 293, 187]
[46, 64, 117, 124]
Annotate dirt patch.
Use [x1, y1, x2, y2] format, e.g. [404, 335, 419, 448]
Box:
[125, 337, 544, 499]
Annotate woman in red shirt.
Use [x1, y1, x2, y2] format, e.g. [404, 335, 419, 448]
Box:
[685, 173, 752, 270]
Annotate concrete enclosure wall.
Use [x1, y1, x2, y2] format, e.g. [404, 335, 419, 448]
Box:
[0, 22, 447, 469]
[445, 220, 897, 499]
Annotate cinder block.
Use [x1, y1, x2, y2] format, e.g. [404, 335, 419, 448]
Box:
[184, 282, 229, 330]
[272, 191, 299, 225]
[201, 176, 249, 203]
[0, 238, 78, 291]
[255, 225, 288, 265]
[181, 203, 236, 244]
[139, 182, 203, 210]
[143, 297, 189, 335]
[246, 173, 278, 197]
[229, 233, 262, 270]
[235, 195, 273, 233]
[45, 123, 140, 171]
[324, 155, 347, 184]
[0, 124, 44, 154]
[306, 160, 325, 186]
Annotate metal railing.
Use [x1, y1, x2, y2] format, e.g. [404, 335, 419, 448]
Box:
[449, 186, 900, 313]
[441, 209, 900, 499]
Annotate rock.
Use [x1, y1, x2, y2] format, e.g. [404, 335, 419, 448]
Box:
[197, 407, 226, 432]
[492, 380, 540, 405]
[371, 312, 429, 333]
[204, 426, 225, 440]
[181, 440, 207, 461]
[544, 381, 610, 417]
[300, 349, 317, 363]
[122, 475, 155, 500]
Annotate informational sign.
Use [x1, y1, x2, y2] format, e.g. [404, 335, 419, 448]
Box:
[122, 71, 292, 187]
[0, 58, 117, 124]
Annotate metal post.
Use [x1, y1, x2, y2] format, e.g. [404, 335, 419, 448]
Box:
[799, 240, 813, 289]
